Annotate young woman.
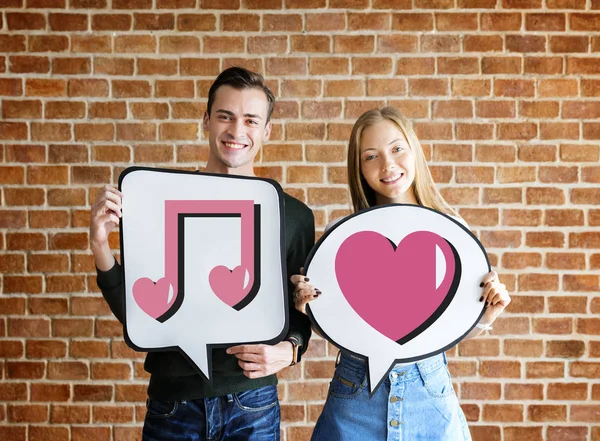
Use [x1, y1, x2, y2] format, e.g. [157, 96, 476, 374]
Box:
[291, 107, 511, 441]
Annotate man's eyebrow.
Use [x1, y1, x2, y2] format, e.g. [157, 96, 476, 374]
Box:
[215, 109, 263, 119]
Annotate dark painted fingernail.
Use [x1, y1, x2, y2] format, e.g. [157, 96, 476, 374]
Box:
[314, 293, 320, 297]
[316, 290, 322, 295]
[480, 282, 484, 288]
[479, 296, 483, 302]
[304, 277, 310, 282]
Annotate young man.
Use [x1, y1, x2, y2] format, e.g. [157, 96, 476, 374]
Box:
[90, 67, 315, 440]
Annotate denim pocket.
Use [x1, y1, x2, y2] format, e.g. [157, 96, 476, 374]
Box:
[329, 364, 366, 399]
[233, 385, 278, 412]
[424, 365, 455, 398]
[145, 399, 179, 419]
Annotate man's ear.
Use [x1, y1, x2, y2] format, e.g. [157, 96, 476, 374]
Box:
[263, 120, 272, 142]
[202, 111, 209, 132]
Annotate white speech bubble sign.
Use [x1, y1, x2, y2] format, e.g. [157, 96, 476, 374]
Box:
[305, 204, 489, 394]
[119, 167, 288, 380]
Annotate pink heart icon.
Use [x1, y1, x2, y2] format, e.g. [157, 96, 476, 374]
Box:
[132, 277, 176, 321]
[209, 265, 251, 309]
[335, 230, 460, 344]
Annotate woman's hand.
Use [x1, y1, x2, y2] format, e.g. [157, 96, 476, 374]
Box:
[479, 270, 511, 326]
[290, 269, 321, 315]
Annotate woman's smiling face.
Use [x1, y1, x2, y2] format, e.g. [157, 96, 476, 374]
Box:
[359, 120, 417, 206]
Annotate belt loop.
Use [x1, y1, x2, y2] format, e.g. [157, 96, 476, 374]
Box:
[226, 394, 233, 403]
[416, 358, 428, 384]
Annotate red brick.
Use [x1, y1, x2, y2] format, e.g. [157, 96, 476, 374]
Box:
[0, 383, 28, 401]
[110, 81, 149, 99]
[560, 144, 598, 162]
[263, 13, 301, 31]
[155, 80, 194, 98]
[461, 382, 501, 400]
[94, 58, 134, 76]
[72, 384, 113, 402]
[115, 36, 156, 53]
[51, 405, 90, 424]
[334, 35, 374, 53]
[26, 340, 67, 359]
[47, 189, 86, 207]
[0, 121, 27, 140]
[134, 13, 174, 30]
[505, 383, 544, 400]
[29, 298, 69, 316]
[540, 79, 578, 97]
[92, 14, 132, 31]
[480, 56, 520, 74]
[458, 339, 500, 357]
[546, 340, 586, 358]
[502, 252, 542, 269]
[9, 56, 49, 74]
[6, 361, 45, 380]
[7, 13, 45, 30]
[533, 317, 572, 334]
[7, 404, 48, 423]
[160, 36, 201, 54]
[525, 57, 563, 75]
[519, 273, 559, 291]
[467, 35, 506, 54]
[2, 100, 42, 119]
[69, 79, 109, 97]
[520, 100, 559, 119]
[49, 13, 88, 31]
[483, 404, 523, 421]
[525, 232, 564, 248]
[548, 296, 587, 314]
[4, 188, 45, 206]
[71, 35, 111, 54]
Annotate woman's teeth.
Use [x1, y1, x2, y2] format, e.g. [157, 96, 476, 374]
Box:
[381, 173, 403, 183]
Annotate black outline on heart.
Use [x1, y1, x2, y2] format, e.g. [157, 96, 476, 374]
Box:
[394, 238, 462, 345]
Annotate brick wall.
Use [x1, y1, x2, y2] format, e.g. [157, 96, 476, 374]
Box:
[1, 1, 599, 440]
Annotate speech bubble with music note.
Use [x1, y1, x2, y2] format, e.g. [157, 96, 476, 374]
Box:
[119, 167, 287, 380]
[305, 205, 489, 394]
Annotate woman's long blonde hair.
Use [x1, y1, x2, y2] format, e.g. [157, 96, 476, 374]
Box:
[347, 107, 458, 217]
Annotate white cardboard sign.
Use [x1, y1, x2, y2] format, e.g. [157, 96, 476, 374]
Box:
[305, 205, 489, 393]
[119, 167, 288, 380]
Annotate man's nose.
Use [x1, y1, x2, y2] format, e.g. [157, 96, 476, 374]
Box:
[227, 119, 245, 138]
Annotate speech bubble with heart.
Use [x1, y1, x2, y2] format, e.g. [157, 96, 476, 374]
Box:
[305, 204, 489, 394]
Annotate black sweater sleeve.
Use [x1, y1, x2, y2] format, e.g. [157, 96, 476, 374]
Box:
[283, 196, 315, 355]
[96, 258, 125, 324]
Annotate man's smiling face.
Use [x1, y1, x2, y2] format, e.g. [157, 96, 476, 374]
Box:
[203, 85, 272, 176]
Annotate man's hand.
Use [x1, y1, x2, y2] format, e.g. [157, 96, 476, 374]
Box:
[90, 185, 123, 271]
[226, 341, 294, 379]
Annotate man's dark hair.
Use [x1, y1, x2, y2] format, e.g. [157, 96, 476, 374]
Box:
[206, 67, 276, 123]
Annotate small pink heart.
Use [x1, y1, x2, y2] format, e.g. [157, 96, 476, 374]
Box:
[335, 230, 460, 344]
[209, 265, 250, 308]
[132, 277, 175, 320]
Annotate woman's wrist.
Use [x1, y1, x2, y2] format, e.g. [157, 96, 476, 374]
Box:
[475, 320, 493, 331]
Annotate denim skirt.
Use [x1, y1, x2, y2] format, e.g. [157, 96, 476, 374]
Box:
[312, 352, 472, 441]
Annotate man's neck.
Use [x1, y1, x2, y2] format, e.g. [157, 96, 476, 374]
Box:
[204, 159, 255, 177]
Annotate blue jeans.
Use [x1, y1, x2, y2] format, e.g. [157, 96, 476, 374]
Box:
[142, 385, 280, 441]
[312, 353, 472, 441]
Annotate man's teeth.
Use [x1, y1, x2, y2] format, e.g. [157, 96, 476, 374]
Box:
[224, 142, 245, 149]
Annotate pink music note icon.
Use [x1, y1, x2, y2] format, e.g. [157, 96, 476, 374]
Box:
[132, 200, 260, 321]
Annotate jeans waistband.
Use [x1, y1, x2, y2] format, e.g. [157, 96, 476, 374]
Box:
[337, 351, 447, 382]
